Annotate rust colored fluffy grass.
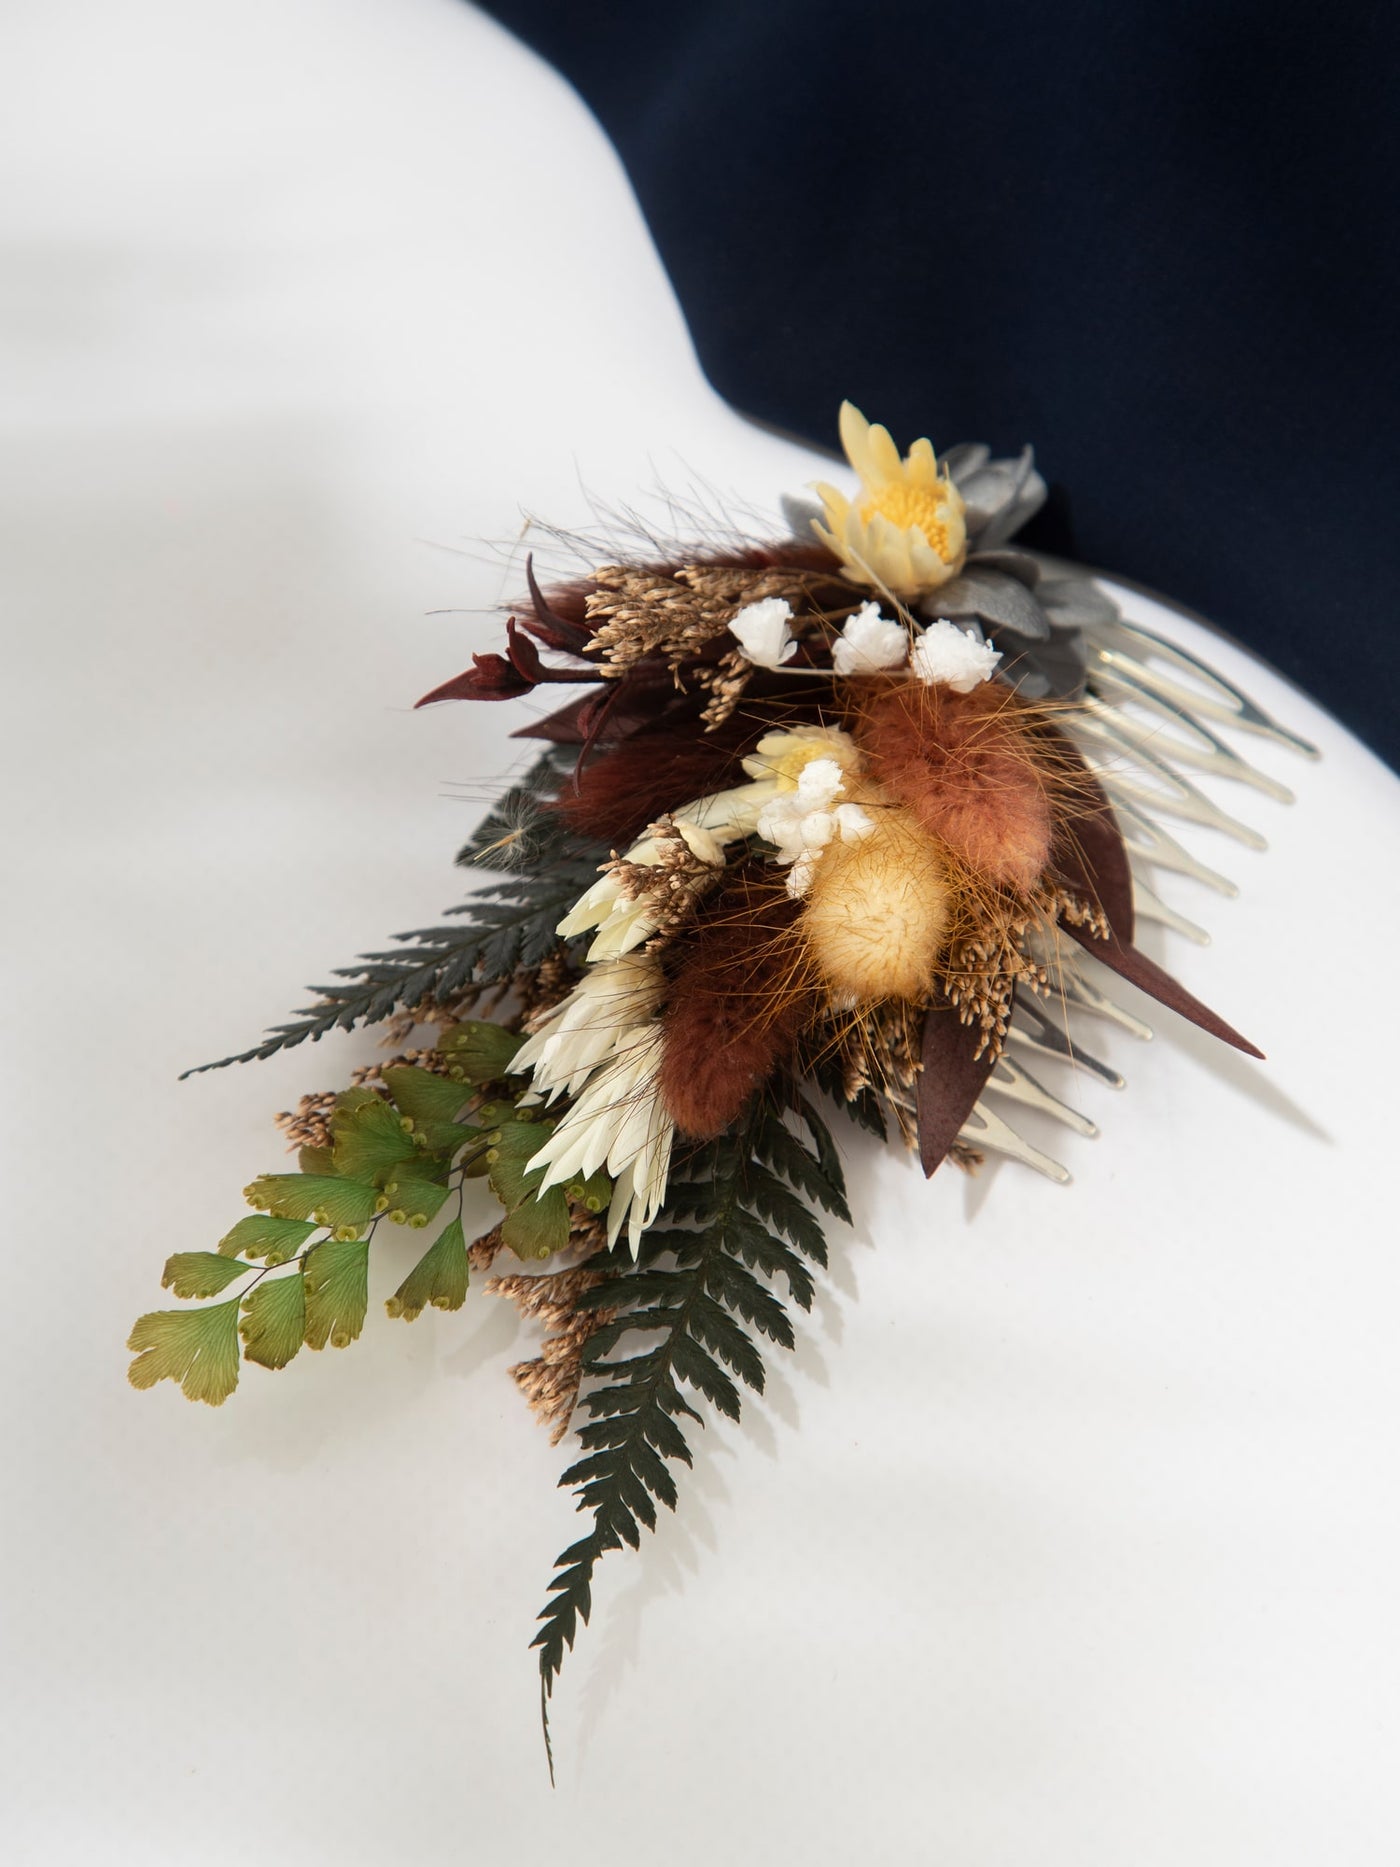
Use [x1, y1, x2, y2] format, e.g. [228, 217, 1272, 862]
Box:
[847, 677, 1058, 893]
[658, 880, 816, 1140]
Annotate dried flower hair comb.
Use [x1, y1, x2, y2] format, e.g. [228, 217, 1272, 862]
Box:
[128, 403, 1311, 1757]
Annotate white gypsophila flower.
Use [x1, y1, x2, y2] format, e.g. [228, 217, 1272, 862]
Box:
[514, 955, 665, 1102]
[754, 755, 873, 898]
[728, 596, 798, 668]
[910, 618, 1002, 693]
[831, 600, 908, 675]
[524, 1026, 674, 1254]
[557, 818, 726, 960]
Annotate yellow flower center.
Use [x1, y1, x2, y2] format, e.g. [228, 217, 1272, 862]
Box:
[858, 483, 959, 561]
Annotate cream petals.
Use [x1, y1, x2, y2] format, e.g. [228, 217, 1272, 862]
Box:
[812, 402, 967, 598]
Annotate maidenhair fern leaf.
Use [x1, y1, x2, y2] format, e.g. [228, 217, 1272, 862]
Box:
[435, 1021, 526, 1085]
[128, 1303, 241, 1406]
[245, 1174, 377, 1229]
[381, 1065, 472, 1125]
[219, 1215, 315, 1263]
[302, 1238, 370, 1351]
[239, 1275, 306, 1370]
[501, 1184, 570, 1261]
[330, 1096, 419, 1184]
[160, 1252, 253, 1300]
[379, 1176, 451, 1228]
[386, 1217, 469, 1320]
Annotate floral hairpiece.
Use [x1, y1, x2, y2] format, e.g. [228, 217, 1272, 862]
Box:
[128, 403, 1312, 1761]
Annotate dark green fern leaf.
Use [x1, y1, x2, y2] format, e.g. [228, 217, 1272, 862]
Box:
[454, 749, 574, 872]
[183, 756, 605, 1076]
[796, 1050, 889, 1156]
[532, 1089, 844, 1721]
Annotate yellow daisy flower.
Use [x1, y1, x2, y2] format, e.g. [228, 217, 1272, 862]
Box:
[812, 401, 968, 598]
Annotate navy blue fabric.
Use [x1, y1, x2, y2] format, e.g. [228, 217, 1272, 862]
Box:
[479, 0, 1399, 767]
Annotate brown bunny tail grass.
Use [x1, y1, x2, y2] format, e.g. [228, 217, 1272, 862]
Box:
[658, 879, 817, 1140]
[847, 676, 1059, 893]
[551, 722, 756, 846]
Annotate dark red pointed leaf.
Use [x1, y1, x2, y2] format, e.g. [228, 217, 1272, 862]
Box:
[512, 694, 597, 743]
[503, 616, 600, 687]
[1064, 923, 1264, 1059]
[918, 1000, 999, 1177]
[523, 554, 593, 653]
[1042, 727, 1135, 941]
[414, 654, 533, 706]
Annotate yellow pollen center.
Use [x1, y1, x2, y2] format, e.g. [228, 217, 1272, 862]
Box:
[858, 483, 956, 558]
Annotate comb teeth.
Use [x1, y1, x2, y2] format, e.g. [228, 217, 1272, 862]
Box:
[958, 593, 1300, 1180]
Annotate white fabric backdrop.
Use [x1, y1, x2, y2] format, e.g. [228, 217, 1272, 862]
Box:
[3, 2, 1398, 1861]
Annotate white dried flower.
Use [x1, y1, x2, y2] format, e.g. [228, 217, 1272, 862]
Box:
[514, 955, 665, 1101]
[831, 601, 908, 675]
[557, 817, 725, 960]
[526, 1027, 674, 1255]
[755, 756, 873, 898]
[514, 956, 675, 1255]
[910, 618, 1002, 692]
[728, 596, 798, 668]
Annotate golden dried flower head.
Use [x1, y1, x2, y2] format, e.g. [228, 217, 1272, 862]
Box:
[812, 402, 967, 597]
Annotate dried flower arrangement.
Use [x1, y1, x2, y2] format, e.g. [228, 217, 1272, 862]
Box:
[128, 404, 1312, 1758]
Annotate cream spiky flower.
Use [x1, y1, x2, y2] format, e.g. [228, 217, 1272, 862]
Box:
[515, 956, 675, 1255]
[812, 401, 968, 598]
[557, 818, 725, 961]
[526, 1028, 674, 1254]
[514, 955, 665, 1100]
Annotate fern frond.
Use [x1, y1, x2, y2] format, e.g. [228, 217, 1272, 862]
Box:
[532, 1088, 846, 1722]
[183, 754, 605, 1076]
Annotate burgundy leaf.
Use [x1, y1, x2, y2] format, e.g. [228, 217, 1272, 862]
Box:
[504, 616, 597, 687]
[1042, 727, 1135, 941]
[918, 999, 999, 1177]
[522, 554, 593, 653]
[414, 654, 533, 706]
[553, 725, 752, 844]
[1064, 923, 1264, 1059]
[512, 693, 597, 744]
